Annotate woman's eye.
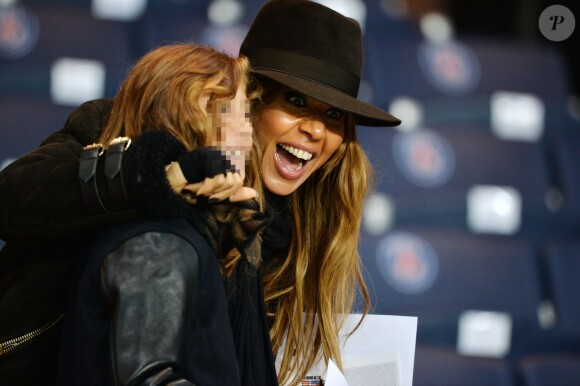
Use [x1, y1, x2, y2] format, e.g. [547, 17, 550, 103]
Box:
[326, 109, 343, 120]
[285, 93, 306, 107]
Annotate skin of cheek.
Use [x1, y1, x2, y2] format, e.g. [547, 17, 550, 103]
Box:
[254, 103, 345, 196]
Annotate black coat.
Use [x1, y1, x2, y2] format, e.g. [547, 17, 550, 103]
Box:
[0, 101, 281, 386]
[0, 238, 82, 385]
[59, 216, 241, 385]
[0, 99, 138, 244]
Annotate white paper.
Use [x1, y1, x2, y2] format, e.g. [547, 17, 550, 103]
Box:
[281, 314, 417, 386]
[338, 314, 417, 386]
[309, 314, 417, 386]
[326, 359, 349, 386]
[343, 354, 400, 386]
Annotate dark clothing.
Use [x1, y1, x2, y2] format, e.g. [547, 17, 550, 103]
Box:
[0, 241, 81, 386]
[59, 217, 241, 386]
[227, 192, 291, 386]
[0, 100, 123, 385]
[0, 101, 283, 385]
[0, 99, 139, 243]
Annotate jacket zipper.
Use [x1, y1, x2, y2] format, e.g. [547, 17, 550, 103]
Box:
[0, 313, 65, 357]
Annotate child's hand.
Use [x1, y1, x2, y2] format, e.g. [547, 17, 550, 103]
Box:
[184, 171, 258, 202]
[166, 162, 257, 203]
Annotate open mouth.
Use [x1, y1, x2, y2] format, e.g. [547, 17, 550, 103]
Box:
[276, 144, 313, 172]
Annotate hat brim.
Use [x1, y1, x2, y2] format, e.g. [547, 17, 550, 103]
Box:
[252, 68, 401, 127]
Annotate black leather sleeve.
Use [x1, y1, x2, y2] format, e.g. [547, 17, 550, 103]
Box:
[101, 231, 200, 386]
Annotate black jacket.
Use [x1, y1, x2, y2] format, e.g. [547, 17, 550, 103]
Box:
[0, 101, 281, 385]
[0, 99, 138, 243]
[0, 238, 82, 385]
[59, 216, 241, 386]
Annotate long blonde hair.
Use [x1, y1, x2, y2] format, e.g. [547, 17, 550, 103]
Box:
[99, 44, 250, 149]
[246, 78, 373, 385]
[101, 45, 371, 385]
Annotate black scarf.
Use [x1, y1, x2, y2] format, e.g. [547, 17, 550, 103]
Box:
[224, 191, 291, 386]
[261, 191, 292, 264]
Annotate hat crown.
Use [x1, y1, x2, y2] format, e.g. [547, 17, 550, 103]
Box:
[239, 0, 401, 127]
[240, 0, 363, 85]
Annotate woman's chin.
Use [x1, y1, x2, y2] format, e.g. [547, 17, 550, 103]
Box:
[262, 169, 305, 196]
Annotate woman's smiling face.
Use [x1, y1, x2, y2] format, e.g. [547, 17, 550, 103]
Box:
[254, 86, 346, 196]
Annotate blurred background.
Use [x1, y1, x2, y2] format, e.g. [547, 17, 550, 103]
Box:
[0, 0, 579, 384]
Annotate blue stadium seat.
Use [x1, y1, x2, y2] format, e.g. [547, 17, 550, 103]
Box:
[146, 0, 264, 25]
[543, 241, 580, 339]
[18, 0, 92, 9]
[133, 7, 251, 58]
[145, 0, 205, 12]
[357, 126, 559, 237]
[16, 0, 92, 6]
[461, 37, 569, 101]
[359, 228, 576, 355]
[547, 131, 580, 227]
[0, 96, 74, 161]
[456, 36, 576, 133]
[133, 10, 207, 56]
[414, 346, 515, 386]
[0, 4, 134, 99]
[362, 25, 576, 130]
[518, 354, 580, 386]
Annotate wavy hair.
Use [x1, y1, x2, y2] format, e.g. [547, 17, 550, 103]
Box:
[101, 45, 371, 385]
[99, 44, 250, 150]
[246, 78, 373, 385]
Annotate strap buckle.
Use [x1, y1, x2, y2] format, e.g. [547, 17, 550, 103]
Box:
[109, 136, 131, 151]
[79, 142, 106, 213]
[105, 137, 133, 210]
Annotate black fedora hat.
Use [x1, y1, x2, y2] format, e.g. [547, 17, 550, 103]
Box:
[239, 0, 400, 127]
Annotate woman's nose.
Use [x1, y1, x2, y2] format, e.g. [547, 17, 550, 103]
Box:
[298, 117, 326, 141]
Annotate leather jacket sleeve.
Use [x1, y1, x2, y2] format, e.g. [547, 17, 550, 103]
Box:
[101, 231, 200, 386]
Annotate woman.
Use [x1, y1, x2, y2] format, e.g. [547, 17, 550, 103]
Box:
[0, 1, 401, 385]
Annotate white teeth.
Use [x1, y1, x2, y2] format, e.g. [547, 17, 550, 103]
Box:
[280, 144, 313, 161]
[295, 162, 303, 171]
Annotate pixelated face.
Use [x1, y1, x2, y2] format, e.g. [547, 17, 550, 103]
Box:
[206, 82, 253, 178]
[254, 86, 346, 196]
